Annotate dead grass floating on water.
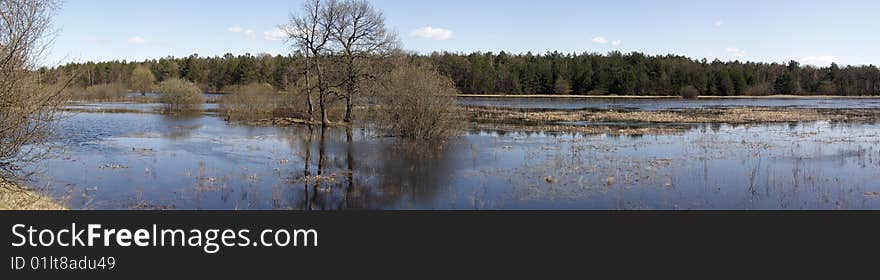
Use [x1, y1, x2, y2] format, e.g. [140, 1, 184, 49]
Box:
[248, 117, 326, 127]
[99, 164, 128, 169]
[469, 107, 880, 125]
[471, 122, 687, 136]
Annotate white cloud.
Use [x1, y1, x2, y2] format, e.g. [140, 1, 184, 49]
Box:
[611, 40, 622, 46]
[411, 26, 454, 40]
[263, 28, 287, 41]
[800, 56, 839, 67]
[714, 20, 724, 27]
[725, 47, 745, 58]
[592, 36, 609, 44]
[127, 36, 147, 44]
[230, 25, 263, 39]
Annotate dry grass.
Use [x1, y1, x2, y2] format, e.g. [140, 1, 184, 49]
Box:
[459, 94, 680, 99]
[74, 83, 128, 101]
[469, 107, 880, 125]
[0, 178, 65, 210]
[471, 122, 686, 135]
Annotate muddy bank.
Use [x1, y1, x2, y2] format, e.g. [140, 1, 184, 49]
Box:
[0, 178, 65, 210]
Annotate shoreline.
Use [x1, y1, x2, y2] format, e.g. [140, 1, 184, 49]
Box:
[459, 94, 880, 99]
[0, 178, 66, 210]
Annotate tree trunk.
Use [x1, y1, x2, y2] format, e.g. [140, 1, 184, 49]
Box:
[316, 61, 329, 127]
[343, 58, 355, 123]
[304, 54, 314, 122]
[320, 98, 329, 126]
[343, 94, 352, 123]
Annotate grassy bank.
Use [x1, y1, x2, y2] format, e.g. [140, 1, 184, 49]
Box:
[0, 178, 65, 210]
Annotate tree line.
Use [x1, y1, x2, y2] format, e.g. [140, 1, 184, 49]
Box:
[419, 51, 880, 96]
[42, 50, 880, 97]
[43, 53, 303, 93]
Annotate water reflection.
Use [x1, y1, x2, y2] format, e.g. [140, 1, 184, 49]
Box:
[285, 126, 460, 210]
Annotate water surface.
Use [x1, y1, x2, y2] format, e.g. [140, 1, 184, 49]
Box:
[28, 105, 880, 209]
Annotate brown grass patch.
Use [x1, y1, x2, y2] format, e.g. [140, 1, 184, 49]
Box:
[469, 107, 880, 125]
[0, 179, 65, 210]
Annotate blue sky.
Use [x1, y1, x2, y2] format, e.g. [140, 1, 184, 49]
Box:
[46, 0, 880, 67]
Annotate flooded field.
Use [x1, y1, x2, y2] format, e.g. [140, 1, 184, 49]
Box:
[21, 97, 880, 210]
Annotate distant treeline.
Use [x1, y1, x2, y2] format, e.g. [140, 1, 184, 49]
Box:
[43, 53, 302, 92]
[420, 51, 880, 96]
[42, 51, 880, 96]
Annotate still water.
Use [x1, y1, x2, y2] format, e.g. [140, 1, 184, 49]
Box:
[28, 104, 880, 209]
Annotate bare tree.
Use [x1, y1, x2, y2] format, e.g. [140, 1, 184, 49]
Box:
[0, 0, 70, 179]
[287, 0, 341, 126]
[331, 0, 397, 123]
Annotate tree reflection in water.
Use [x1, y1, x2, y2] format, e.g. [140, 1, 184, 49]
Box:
[285, 125, 461, 210]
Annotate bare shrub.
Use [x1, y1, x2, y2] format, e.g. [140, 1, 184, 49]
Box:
[221, 83, 279, 121]
[0, 0, 70, 179]
[77, 83, 127, 101]
[370, 65, 463, 140]
[158, 78, 204, 113]
[679, 85, 700, 99]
